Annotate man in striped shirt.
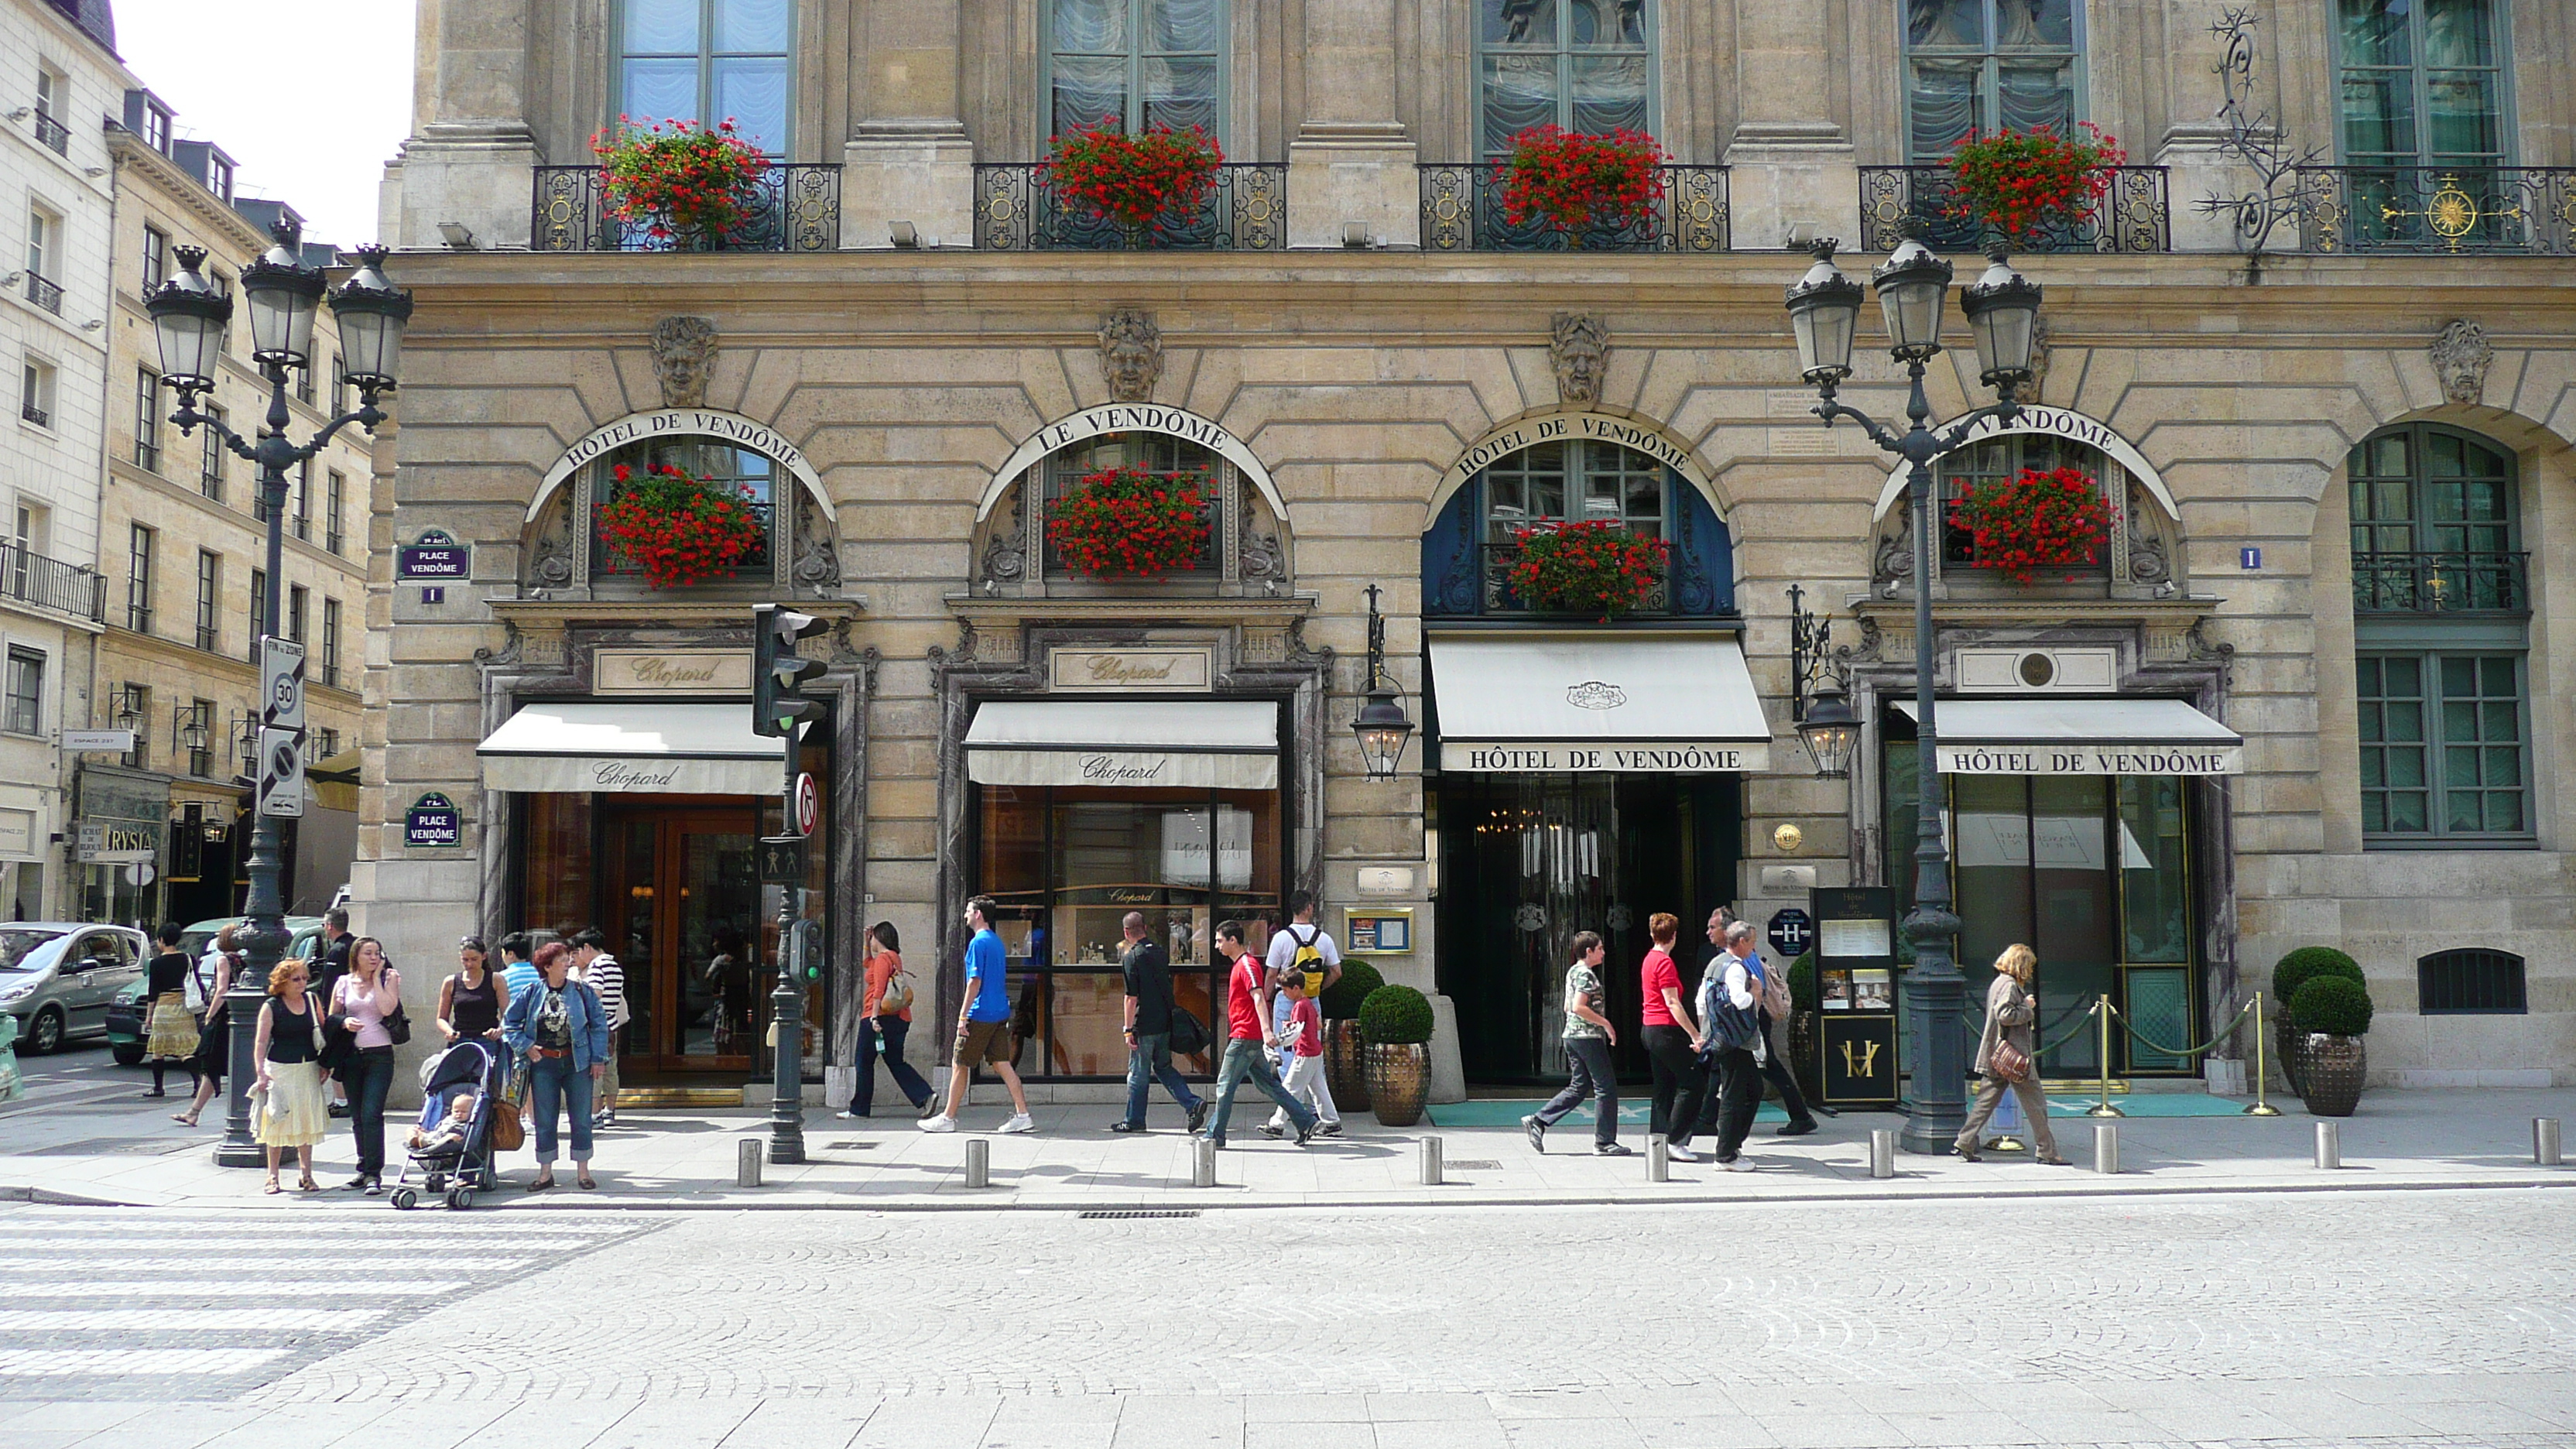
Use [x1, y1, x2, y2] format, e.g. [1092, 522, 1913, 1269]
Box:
[570, 929, 629, 1128]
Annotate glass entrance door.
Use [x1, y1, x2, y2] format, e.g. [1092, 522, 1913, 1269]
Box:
[605, 807, 762, 1074]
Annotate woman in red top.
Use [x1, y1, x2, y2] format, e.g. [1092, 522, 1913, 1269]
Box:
[1637, 912, 1712, 1162]
[841, 922, 934, 1118]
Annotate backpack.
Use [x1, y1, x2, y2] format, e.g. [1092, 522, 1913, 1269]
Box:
[1754, 954, 1791, 1020]
[1284, 924, 1327, 995]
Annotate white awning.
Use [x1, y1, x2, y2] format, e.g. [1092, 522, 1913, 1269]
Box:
[478, 703, 784, 794]
[1427, 632, 1773, 772]
[965, 700, 1279, 790]
[1894, 698, 2242, 775]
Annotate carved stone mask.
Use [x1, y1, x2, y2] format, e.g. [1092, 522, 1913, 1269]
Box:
[1550, 313, 1609, 405]
[650, 315, 720, 409]
[2430, 319, 2492, 406]
[1098, 308, 1163, 402]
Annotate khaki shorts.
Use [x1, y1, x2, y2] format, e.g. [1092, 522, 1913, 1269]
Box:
[957, 1017, 1016, 1065]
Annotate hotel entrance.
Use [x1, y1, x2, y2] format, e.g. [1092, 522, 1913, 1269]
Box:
[603, 803, 762, 1070]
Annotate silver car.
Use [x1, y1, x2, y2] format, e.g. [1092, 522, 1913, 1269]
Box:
[0, 924, 151, 1054]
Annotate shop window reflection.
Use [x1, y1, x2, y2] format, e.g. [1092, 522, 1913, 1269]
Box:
[522, 792, 596, 943]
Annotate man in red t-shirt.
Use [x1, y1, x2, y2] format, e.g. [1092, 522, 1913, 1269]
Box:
[1201, 920, 1319, 1149]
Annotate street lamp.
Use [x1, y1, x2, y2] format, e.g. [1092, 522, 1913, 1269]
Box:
[176, 702, 210, 756]
[1350, 583, 1414, 781]
[1782, 235, 2040, 1154]
[146, 223, 409, 1169]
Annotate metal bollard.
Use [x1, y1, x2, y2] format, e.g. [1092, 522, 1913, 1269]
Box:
[2314, 1120, 2341, 1170]
[1646, 1135, 1670, 1183]
[1191, 1136, 1217, 1188]
[2092, 1122, 2119, 1176]
[964, 1136, 991, 1188]
[2537, 1117, 2563, 1167]
[1869, 1129, 1896, 1179]
[1419, 1136, 1444, 1186]
[736, 1137, 763, 1188]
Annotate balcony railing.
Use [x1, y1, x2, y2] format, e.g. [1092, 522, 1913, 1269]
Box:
[33, 111, 68, 156]
[2293, 167, 2576, 255]
[0, 542, 105, 623]
[1858, 165, 2170, 254]
[973, 163, 1286, 251]
[20, 399, 47, 428]
[1418, 164, 1729, 252]
[23, 270, 63, 315]
[2352, 551, 2529, 615]
[530, 165, 841, 253]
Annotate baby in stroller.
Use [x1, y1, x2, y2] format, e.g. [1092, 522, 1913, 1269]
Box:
[409, 1091, 476, 1155]
[391, 1036, 504, 1211]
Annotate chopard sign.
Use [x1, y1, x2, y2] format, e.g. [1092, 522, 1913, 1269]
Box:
[594, 762, 684, 790]
[1566, 680, 1626, 711]
[1049, 648, 1213, 692]
[1080, 755, 1170, 784]
[595, 649, 753, 695]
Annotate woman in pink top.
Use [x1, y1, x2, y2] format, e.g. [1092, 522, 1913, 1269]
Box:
[329, 936, 403, 1194]
[1636, 913, 1712, 1161]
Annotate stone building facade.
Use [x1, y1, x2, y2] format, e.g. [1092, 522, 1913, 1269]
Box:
[368, 0, 2576, 1101]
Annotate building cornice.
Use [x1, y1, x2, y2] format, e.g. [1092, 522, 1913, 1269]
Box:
[108, 130, 269, 254]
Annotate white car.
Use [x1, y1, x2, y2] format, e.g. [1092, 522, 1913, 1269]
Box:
[0, 924, 152, 1054]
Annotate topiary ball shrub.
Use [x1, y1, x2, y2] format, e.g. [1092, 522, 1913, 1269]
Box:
[2273, 947, 2364, 1016]
[2291, 975, 2375, 1037]
[1357, 983, 1434, 1046]
[1786, 950, 1818, 1015]
[1320, 957, 1385, 1020]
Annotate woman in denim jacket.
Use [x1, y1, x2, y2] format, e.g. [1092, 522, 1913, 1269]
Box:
[502, 940, 611, 1190]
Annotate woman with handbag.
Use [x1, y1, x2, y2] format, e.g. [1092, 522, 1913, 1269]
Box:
[328, 937, 405, 1194]
[1956, 943, 2069, 1165]
[841, 922, 933, 1118]
[142, 920, 201, 1098]
[175, 929, 240, 1127]
[252, 958, 330, 1194]
[503, 940, 608, 1190]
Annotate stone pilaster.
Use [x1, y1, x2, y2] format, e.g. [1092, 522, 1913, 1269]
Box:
[1286, 0, 1418, 248]
[843, 0, 976, 249]
[392, 0, 540, 250]
[1721, 0, 1857, 248]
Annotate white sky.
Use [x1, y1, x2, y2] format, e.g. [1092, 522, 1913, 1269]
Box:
[111, 0, 416, 249]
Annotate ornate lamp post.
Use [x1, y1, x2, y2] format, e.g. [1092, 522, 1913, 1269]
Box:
[1783, 236, 2041, 1153]
[1350, 584, 1415, 781]
[146, 224, 410, 1166]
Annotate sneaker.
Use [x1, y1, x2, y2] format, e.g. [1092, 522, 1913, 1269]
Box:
[327, 1101, 351, 1118]
[1522, 1115, 1546, 1155]
[917, 1115, 957, 1134]
[363, 1176, 385, 1196]
[1595, 1142, 1633, 1156]
[918, 1092, 944, 1120]
[837, 1109, 868, 1120]
[1773, 1120, 1819, 1137]
[1666, 1142, 1700, 1163]
[1294, 1121, 1317, 1147]
[999, 1113, 1036, 1134]
[341, 1173, 370, 1190]
[1719, 1156, 1750, 1172]
[1109, 1120, 1147, 1134]
[1258, 1123, 1284, 1139]
[1186, 1101, 1211, 1134]
[1318, 1122, 1342, 1136]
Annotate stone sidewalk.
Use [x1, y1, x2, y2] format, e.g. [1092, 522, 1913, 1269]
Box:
[4, 1070, 2569, 1211]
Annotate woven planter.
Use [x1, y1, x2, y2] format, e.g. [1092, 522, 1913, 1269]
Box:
[2300, 1033, 2367, 1118]
[1325, 1019, 1370, 1112]
[1364, 1042, 1430, 1127]
[2276, 1014, 2311, 1097]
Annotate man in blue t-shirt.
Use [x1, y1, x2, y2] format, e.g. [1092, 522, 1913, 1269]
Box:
[920, 896, 1034, 1135]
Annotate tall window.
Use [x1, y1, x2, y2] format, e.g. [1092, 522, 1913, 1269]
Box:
[194, 550, 220, 652]
[19, 358, 52, 428]
[2337, 0, 2506, 172]
[118, 683, 146, 768]
[326, 471, 346, 553]
[292, 461, 312, 541]
[2350, 424, 2529, 844]
[187, 698, 214, 777]
[618, 0, 793, 156]
[321, 598, 341, 688]
[1476, 0, 1652, 157]
[248, 568, 267, 653]
[1048, 0, 1224, 140]
[1903, 0, 2081, 159]
[126, 524, 155, 635]
[1, 649, 40, 736]
[33, 66, 66, 155]
[141, 224, 168, 293]
[200, 402, 226, 500]
[134, 368, 161, 471]
[288, 584, 308, 646]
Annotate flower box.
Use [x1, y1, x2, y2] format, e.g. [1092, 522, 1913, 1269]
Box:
[590, 117, 773, 248]
[1046, 464, 1210, 577]
[1506, 520, 1670, 619]
[596, 462, 767, 589]
[1043, 124, 1225, 242]
[1945, 465, 2111, 584]
[1492, 125, 1667, 241]
[1944, 124, 2126, 245]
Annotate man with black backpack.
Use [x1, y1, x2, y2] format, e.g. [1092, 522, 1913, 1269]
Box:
[1114, 911, 1209, 1136]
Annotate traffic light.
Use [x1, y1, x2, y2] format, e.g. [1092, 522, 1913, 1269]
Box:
[752, 605, 829, 738]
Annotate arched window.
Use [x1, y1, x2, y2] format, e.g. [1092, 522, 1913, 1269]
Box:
[591, 437, 779, 581]
[1903, 0, 2081, 160]
[1422, 437, 1730, 618]
[2348, 423, 2528, 844]
[1046, 0, 1226, 142]
[616, 0, 794, 155]
[1040, 431, 1221, 575]
[1939, 434, 2112, 575]
[1476, 0, 1654, 157]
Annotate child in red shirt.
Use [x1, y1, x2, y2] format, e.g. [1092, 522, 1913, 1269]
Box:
[1264, 972, 1341, 1138]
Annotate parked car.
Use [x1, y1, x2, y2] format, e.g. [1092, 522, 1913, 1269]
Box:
[0, 925, 152, 1055]
[105, 916, 324, 1066]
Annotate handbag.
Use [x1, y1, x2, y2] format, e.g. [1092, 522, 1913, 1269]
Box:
[489, 1087, 526, 1153]
[1166, 1005, 1211, 1057]
[1989, 1037, 2033, 1084]
[383, 971, 413, 1046]
[182, 959, 207, 1013]
[876, 963, 913, 1016]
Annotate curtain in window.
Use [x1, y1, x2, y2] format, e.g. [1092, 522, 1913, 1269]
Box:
[1904, 0, 2078, 159]
[1478, 0, 1655, 157]
[2338, 0, 2501, 168]
[1051, 0, 1221, 138]
[620, 0, 793, 154]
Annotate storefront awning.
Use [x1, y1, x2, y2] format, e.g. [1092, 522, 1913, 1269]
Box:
[965, 700, 1279, 790]
[1427, 632, 1773, 772]
[478, 704, 784, 794]
[1894, 698, 2242, 775]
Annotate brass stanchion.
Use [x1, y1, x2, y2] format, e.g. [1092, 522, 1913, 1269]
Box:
[2086, 995, 2124, 1118]
[2245, 991, 2282, 1117]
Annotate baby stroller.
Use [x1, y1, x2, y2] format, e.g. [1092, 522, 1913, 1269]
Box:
[392, 1037, 505, 1211]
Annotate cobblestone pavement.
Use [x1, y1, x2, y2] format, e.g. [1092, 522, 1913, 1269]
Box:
[0, 1188, 2568, 1447]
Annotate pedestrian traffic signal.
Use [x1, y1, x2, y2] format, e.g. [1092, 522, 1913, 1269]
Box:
[752, 605, 829, 738]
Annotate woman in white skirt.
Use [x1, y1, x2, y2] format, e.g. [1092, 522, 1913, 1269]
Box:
[252, 958, 331, 1193]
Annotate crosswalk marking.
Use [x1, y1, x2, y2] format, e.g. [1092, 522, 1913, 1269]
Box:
[0, 1255, 536, 1271]
[11, 1280, 471, 1297]
[0, 1233, 598, 1250]
[0, 1348, 293, 1376]
[0, 1308, 387, 1331]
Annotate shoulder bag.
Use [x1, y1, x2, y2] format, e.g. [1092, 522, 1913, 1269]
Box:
[1166, 1005, 1211, 1058]
[875, 959, 913, 1016]
[382, 971, 413, 1046]
[1987, 983, 2033, 1083]
[317, 985, 358, 1072]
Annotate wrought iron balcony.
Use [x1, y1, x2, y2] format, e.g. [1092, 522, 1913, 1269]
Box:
[972, 163, 1286, 251]
[2352, 551, 2528, 615]
[19, 399, 47, 428]
[2293, 167, 2576, 255]
[23, 270, 63, 315]
[1424, 540, 1741, 619]
[1417, 164, 1729, 252]
[33, 110, 68, 156]
[530, 165, 841, 252]
[1857, 165, 2170, 254]
[0, 541, 105, 623]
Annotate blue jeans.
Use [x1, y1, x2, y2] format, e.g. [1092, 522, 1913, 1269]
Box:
[1122, 1031, 1202, 1127]
[345, 1047, 396, 1175]
[1205, 1038, 1313, 1146]
[855, 1016, 933, 1115]
[528, 1056, 594, 1166]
